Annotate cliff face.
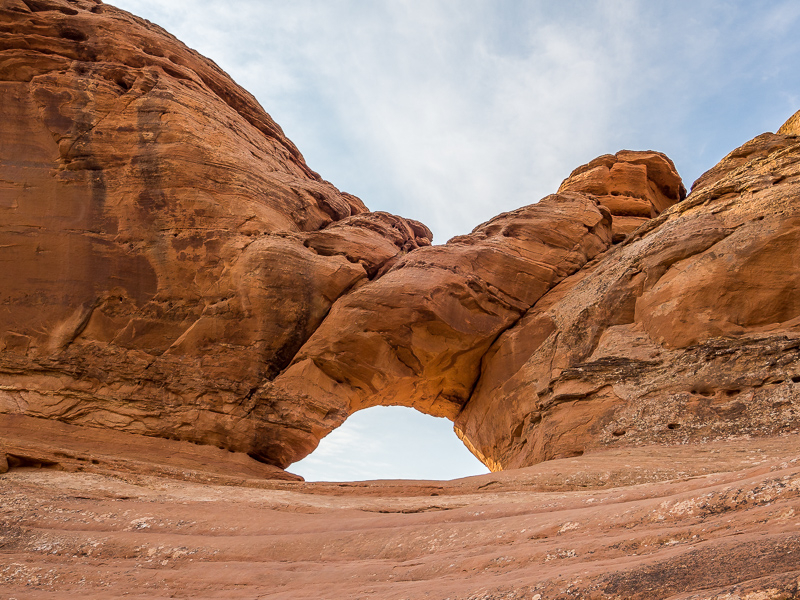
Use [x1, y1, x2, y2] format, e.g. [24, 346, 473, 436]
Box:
[2, 0, 800, 480]
[0, 0, 430, 458]
[4, 4, 800, 598]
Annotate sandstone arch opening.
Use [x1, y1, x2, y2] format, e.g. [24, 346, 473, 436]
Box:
[290, 406, 490, 482]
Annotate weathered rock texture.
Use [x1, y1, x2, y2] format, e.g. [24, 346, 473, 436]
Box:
[558, 150, 686, 242]
[260, 152, 684, 467]
[455, 128, 800, 471]
[779, 108, 800, 135]
[0, 0, 430, 461]
[3, 418, 800, 599]
[5, 3, 800, 598]
[0, 0, 691, 471]
[256, 193, 614, 465]
[2, 0, 800, 488]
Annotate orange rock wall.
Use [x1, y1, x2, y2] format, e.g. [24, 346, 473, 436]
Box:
[0, 0, 430, 460]
[456, 131, 800, 470]
[2, 0, 800, 476]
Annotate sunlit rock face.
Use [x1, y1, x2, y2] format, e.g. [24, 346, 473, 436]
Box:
[778, 108, 800, 135]
[0, 0, 430, 459]
[456, 127, 800, 471]
[261, 151, 684, 468]
[557, 150, 686, 242]
[3, 5, 800, 599]
[2, 0, 800, 479]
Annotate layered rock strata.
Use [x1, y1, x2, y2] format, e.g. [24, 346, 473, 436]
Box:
[260, 150, 684, 466]
[456, 128, 800, 470]
[3, 428, 800, 600]
[557, 150, 686, 241]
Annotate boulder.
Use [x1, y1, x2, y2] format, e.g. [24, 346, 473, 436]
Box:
[557, 150, 686, 242]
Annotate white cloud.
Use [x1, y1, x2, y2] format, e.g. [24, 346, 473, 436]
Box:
[110, 0, 662, 240]
[111, 1, 800, 238]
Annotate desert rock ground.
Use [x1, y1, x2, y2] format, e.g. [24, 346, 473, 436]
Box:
[3, 416, 800, 599]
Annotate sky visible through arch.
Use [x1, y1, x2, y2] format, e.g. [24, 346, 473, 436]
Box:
[290, 406, 488, 482]
[111, 0, 800, 480]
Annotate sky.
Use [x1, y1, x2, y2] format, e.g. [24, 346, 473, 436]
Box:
[110, 0, 800, 481]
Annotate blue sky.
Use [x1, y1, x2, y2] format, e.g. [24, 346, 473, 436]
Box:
[110, 0, 800, 480]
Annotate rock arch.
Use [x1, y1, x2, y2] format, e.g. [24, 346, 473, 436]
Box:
[0, 0, 691, 476]
[252, 150, 685, 468]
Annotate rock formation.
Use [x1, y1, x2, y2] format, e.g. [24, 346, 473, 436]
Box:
[456, 130, 800, 470]
[0, 0, 430, 458]
[557, 150, 686, 242]
[1, 0, 800, 487]
[260, 152, 684, 467]
[778, 108, 800, 135]
[4, 2, 800, 598]
[4, 415, 800, 599]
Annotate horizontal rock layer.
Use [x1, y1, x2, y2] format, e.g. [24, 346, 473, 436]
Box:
[3, 424, 800, 599]
[558, 149, 686, 241]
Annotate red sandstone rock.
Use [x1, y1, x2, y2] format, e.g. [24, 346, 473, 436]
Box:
[256, 193, 613, 465]
[3, 419, 800, 599]
[0, 0, 428, 463]
[251, 150, 683, 468]
[557, 150, 686, 241]
[778, 108, 800, 135]
[4, 4, 800, 598]
[456, 124, 800, 471]
[2, 0, 800, 505]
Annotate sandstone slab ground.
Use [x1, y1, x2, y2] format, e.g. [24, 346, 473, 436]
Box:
[3, 430, 800, 599]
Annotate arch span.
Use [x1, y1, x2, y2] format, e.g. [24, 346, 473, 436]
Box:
[254, 193, 614, 468]
[250, 151, 686, 470]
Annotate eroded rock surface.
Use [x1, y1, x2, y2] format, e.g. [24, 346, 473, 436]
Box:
[258, 193, 614, 466]
[557, 149, 686, 241]
[779, 108, 800, 135]
[0, 0, 429, 460]
[0, 0, 689, 469]
[2, 0, 800, 492]
[4, 3, 800, 598]
[456, 128, 800, 471]
[3, 421, 800, 599]
[258, 151, 684, 467]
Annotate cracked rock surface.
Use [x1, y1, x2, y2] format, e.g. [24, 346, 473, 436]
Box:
[456, 128, 800, 471]
[0, 0, 431, 461]
[2, 428, 800, 599]
[4, 3, 800, 598]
